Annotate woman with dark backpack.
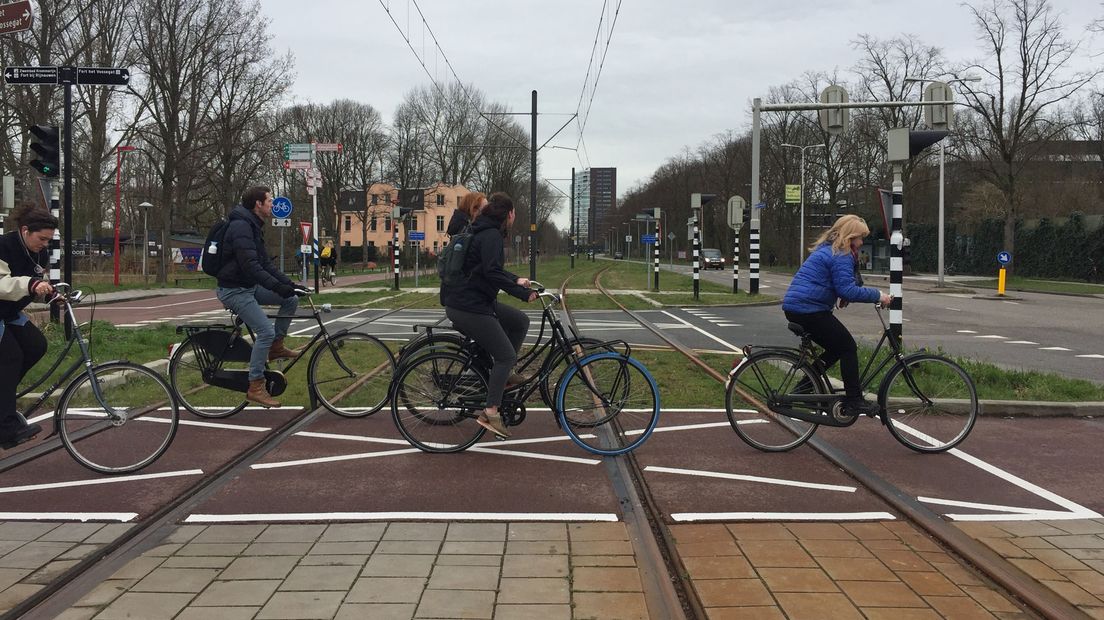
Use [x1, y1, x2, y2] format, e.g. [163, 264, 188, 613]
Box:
[439, 192, 537, 438]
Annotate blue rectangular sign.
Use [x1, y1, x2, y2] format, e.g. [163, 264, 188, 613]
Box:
[408, 231, 426, 241]
[641, 234, 658, 244]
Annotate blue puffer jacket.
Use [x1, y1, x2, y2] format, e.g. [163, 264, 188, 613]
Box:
[782, 243, 880, 314]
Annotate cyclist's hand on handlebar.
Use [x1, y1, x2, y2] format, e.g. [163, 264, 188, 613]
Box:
[526, 291, 538, 303]
[878, 292, 893, 308]
[292, 285, 312, 297]
[32, 280, 54, 299]
[516, 277, 530, 288]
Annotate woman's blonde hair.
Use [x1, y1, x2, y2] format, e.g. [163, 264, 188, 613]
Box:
[458, 191, 486, 219]
[811, 214, 870, 254]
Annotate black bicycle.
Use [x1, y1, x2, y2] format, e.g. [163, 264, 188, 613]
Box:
[390, 282, 661, 456]
[726, 304, 979, 453]
[168, 294, 394, 418]
[16, 284, 179, 474]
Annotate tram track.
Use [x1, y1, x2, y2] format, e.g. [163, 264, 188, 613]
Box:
[586, 265, 1086, 620]
[1, 297, 429, 620]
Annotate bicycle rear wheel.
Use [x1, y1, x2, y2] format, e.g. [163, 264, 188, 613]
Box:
[726, 352, 821, 452]
[57, 362, 179, 474]
[555, 352, 659, 456]
[880, 354, 978, 453]
[391, 352, 487, 452]
[168, 334, 248, 418]
[309, 332, 394, 417]
[538, 337, 611, 410]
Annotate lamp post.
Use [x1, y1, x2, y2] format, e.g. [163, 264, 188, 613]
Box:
[780, 142, 826, 262]
[139, 201, 152, 285]
[113, 145, 135, 286]
[903, 76, 980, 287]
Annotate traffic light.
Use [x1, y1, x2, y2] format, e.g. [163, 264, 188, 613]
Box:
[29, 125, 60, 177]
[887, 128, 949, 162]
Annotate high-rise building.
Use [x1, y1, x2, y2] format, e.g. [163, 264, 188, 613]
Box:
[573, 167, 616, 247]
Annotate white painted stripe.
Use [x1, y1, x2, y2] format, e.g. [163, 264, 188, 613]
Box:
[1039, 346, 1072, 351]
[96, 297, 216, 311]
[470, 446, 601, 465]
[661, 311, 741, 352]
[295, 431, 409, 445]
[0, 469, 203, 495]
[252, 447, 424, 469]
[890, 257, 903, 271]
[975, 335, 1007, 339]
[115, 324, 146, 328]
[918, 496, 1055, 514]
[946, 511, 1099, 522]
[178, 419, 271, 432]
[956, 330, 978, 334]
[1004, 340, 1039, 345]
[0, 512, 139, 522]
[889, 284, 902, 297]
[649, 421, 732, 433]
[186, 511, 619, 523]
[289, 306, 375, 336]
[889, 309, 902, 324]
[645, 465, 857, 492]
[1076, 354, 1104, 359]
[670, 512, 895, 522]
[944, 307, 962, 312]
[1002, 300, 1020, 305]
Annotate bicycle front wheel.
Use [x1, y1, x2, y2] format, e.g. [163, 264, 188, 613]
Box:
[309, 332, 395, 417]
[880, 354, 978, 453]
[555, 352, 659, 456]
[169, 334, 248, 419]
[391, 352, 487, 453]
[58, 362, 179, 474]
[726, 352, 820, 452]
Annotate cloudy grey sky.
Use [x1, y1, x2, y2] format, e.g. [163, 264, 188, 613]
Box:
[262, 0, 1100, 226]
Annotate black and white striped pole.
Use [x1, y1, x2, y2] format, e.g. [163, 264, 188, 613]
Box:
[653, 212, 661, 291]
[392, 205, 401, 291]
[749, 219, 760, 295]
[692, 222, 700, 301]
[727, 196, 745, 294]
[733, 234, 740, 294]
[49, 181, 61, 322]
[889, 167, 904, 345]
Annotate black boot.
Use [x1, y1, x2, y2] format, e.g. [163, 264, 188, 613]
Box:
[842, 397, 879, 418]
[1, 421, 42, 450]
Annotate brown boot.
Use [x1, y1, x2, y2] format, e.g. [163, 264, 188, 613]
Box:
[268, 337, 302, 361]
[247, 379, 281, 408]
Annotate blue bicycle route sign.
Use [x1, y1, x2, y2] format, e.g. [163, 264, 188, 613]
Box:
[997, 251, 1011, 265]
[271, 196, 293, 219]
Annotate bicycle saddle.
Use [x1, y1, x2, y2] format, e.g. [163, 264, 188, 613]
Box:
[787, 322, 808, 338]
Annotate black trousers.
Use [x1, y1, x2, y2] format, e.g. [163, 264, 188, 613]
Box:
[445, 302, 529, 407]
[784, 310, 862, 399]
[0, 321, 48, 433]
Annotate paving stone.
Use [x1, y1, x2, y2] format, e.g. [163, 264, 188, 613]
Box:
[1043, 520, 1104, 535]
[1009, 558, 1066, 581]
[1010, 536, 1054, 550]
[571, 591, 648, 620]
[441, 541, 505, 555]
[0, 541, 21, 555]
[82, 524, 133, 545]
[1063, 569, 1104, 595]
[502, 554, 567, 578]
[132, 567, 220, 593]
[680, 555, 755, 580]
[774, 592, 864, 620]
[925, 595, 1001, 619]
[1034, 548, 1091, 571]
[507, 523, 567, 541]
[72, 579, 135, 607]
[498, 577, 569, 604]
[668, 523, 732, 544]
[757, 567, 838, 593]
[799, 539, 872, 558]
[256, 524, 327, 543]
[726, 523, 795, 541]
[242, 542, 314, 556]
[160, 556, 234, 569]
[740, 540, 817, 568]
[280, 564, 362, 591]
[870, 548, 932, 572]
[839, 580, 926, 607]
[176, 542, 248, 556]
[897, 533, 943, 553]
[362, 553, 434, 578]
[298, 554, 368, 567]
[436, 554, 502, 567]
[24, 559, 79, 584]
[447, 523, 507, 542]
[896, 570, 963, 596]
[415, 588, 494, 618]
[1069, 549, 1104, 561]
[702, 606, 787, 619]
[191, 579, 281, 606]
[220, 555, 300, 580]
[1040, 579, 1103, 606]
[677, 539, 742, 557]
[335, 603, 417, 620]
[309, 541, 376, 556]
[572, 566, 642, 592]
[428, 564, 500, 590]
[785, 523, 855, 540]
[693, 578, 774, 607]
[0, 541, 71, 569]
[108, 555, 163, 580]
[571, 555, 637, 567]
[92, 592, 192, 619]
[320, 523, 386, 542]
[0, 568, 30, 590]
[175, 606, 259, 620]
[374, 540, 440, 555]
[256, 591, 345, 619]
[996, 522, 1068, 538]
[144, 543, 183, 557]
[569, 523, 629, 542]
[505, 540, 569, 555]
[864, 539, 910, 552]
[57, 544, 98, 561]
[817, 556, 896, 581]
[929, 560, 985, 586]
[0, 583, 41, 611]
[346, 577, 426, 604]
[493, 603, 571, 619]
[163, 525, 206, 544]
[842, 522, 898, 540]
[0, 522, 58, 541]
[38, 523, 104, 543]
[980, 536, 1034, 559]
[956, 522, 1015, 539]
[383, 523, 446, 541]
[960, 585, 1024, 613]
[190, 524, 266, 543]
[859, 609, 942, 620]
[52, 608, 97, 620]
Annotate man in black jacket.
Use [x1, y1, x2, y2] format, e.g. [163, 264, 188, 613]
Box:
[215, 186, 308, 408]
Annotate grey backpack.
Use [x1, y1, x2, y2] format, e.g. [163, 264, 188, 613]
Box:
[437, 226, 473, 286]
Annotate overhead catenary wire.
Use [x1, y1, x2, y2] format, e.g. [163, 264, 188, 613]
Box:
[572, 0, 624, 156]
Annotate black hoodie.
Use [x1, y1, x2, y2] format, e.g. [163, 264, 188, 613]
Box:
[215, 204, 293, 291]
[0, 231, 48, 321]
[439, 213, 529, 314]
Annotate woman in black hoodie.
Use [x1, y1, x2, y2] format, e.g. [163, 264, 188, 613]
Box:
[440, 192, 536, 438]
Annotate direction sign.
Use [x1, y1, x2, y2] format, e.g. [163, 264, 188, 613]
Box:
[3, 66, 58, 84]
[997, 251, 1011, 265]
[408, 231, 425, 241]
[272, 217, 291, 228]
[286, 151, 312, 161]
[0, 1, 33, 36]
[76, 67, 129, 85]
[314, 142, 343, 152]
[641, 234, 657, 244]
[284, 160, 311, 170]
[271, 197, 293, 219]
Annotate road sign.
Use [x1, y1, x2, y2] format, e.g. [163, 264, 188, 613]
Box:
[300, 222, 312, 244]
[300, 244, 311, 254]
[997, 251, 1011, 265]
[818, 84, 850, 135]
[409, 231, 425, 241]
[285, 151, 312, 161]
[785, 184, 801, 204]
[284, 160, 311, 170]
[625, 235, 632, 243]
[667, 232, 675, 241]
[3, 65, 58, 84]
[0, 1, 33, 36]
[727, 196, 746, 230]
[315, 142, 343, 152]
[641, 234, 657, 244]
[271, 196, 293, 218]
[75, 67, 129, 85]
[306, 168, 322, 187]
[272, 217, 291, 227]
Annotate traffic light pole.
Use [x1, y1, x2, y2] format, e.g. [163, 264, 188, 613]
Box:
[529, 90, 537, 281]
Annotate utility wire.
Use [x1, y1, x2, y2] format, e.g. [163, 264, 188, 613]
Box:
[573, 0, 623, 154]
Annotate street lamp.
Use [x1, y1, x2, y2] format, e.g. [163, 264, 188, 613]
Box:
[138, 201, 152, 285]
[780, 142, 826, 262]
[903, 76, 981, 287]
[113, 145, 135, 286]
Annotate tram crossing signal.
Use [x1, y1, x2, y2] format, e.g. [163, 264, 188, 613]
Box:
[29, 124, 60, 177]
[887, 128, 950, 162]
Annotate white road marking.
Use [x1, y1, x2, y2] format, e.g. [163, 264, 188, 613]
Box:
[975, 335, 1007, 339]
[918, 496, 1056, 515]
[92, 297, 216, 311]
[0, 469, 203, 495]
[661, 311, 741, 352]
[469, 446, 601, 465]
[645, 465, 857, 492]
[1076, 354, 1104, 359]
[295, 431, 409, 445]
[289, 307, 376, 336]
[956, 330, 977, 334]
[944, 307, 962, 312]
[1004, 340, 1039, 345]
[670, 512, 894, 522]
[252, 447, 421, 469]
[177, 419, 271, 432]
[1039, 347, 1072, 351]
[186, 512, 619, 523]
[1002, 300, 1020, 305]
[0, 512, 138, 522]
[648, 422, 733, 434]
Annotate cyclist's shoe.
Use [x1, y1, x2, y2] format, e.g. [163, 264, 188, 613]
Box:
[842, 397, 880, 418]
[1, 423, 42, 450]
[477, 411, 511, 439]
[268, 338, 302, 361]
[247, 379, 281, 408]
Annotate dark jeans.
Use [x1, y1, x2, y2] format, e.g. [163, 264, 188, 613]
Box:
[445, 302, 529, 407]
[0, 322, 48, 434]
[217, 286, 299, 381]
[784, 310, 862, 399]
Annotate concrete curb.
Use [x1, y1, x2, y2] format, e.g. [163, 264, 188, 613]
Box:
[979, 399, 1104, 417]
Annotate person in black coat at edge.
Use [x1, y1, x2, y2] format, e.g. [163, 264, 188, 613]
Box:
[446, 191, 486, 236]
[0, 205, 58, 449]
[440, 192, 537, 438]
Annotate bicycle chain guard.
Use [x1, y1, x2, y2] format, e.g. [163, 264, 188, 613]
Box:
[500, 400, 526, 427]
